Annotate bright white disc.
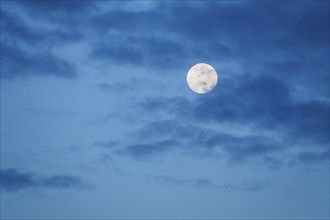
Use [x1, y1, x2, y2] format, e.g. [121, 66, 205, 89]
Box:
[186, 63, 218, 94]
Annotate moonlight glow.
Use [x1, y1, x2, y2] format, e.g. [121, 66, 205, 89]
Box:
[186, 63, 218, 94]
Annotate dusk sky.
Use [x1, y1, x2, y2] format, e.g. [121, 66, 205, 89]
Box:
[1, 1, 329, 219]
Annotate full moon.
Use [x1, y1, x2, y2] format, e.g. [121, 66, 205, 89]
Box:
[186, 63, 218, 94]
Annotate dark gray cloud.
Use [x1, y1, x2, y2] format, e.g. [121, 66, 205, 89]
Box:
[1, 169, 89, 192]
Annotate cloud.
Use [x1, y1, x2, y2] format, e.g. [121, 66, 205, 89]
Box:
[203, 133, 283, 164]
[96, 78, 165, 94]
[90, 44, 144, 66]
[138, 97, 193, 116]
[119, 139, 179, 159]
[116, 118, 284, 166]
[90, 9, 162, 34]
[193, 75, 329, 146]
[297, 151, 329, 164]
[1, 9, 83, 46]
[4, 0, 327, 167]
[1, 9, 44, 44]
[16, 0, 95, 14]
[0, 169, 36, 192]
[89, 36, 184, 69]
[152, 175, 268, 192]
[87, 1, 328, 68]
[24, 108, 75, 117]
[0, 169, 90, 192]
[93, 140, 118, 149]
[1, 8, 78, 79]
[153, 175, 214, 188]
[42, 175, 86, 189]
[133, 73, 328, 164]
[11, 0, 97, 28]
[3, 1, 328, 77]
[134, 119, 326, 169]
[1, 43, 76, 79]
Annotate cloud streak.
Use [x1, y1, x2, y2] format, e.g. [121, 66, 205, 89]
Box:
[0, 169, 90, 192]
[152, 175, 269, 192]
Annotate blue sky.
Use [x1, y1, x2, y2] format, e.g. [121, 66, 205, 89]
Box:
[0, 1, 329, 219]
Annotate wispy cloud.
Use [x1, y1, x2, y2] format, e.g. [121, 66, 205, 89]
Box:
[152, 175, 269, 192]
[1, 169, 91, 192]
[24, 108, 75, 117]
[119, 139, 179, 159]
[1, 43, 76, 79]
[93, 140, 118, 149]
